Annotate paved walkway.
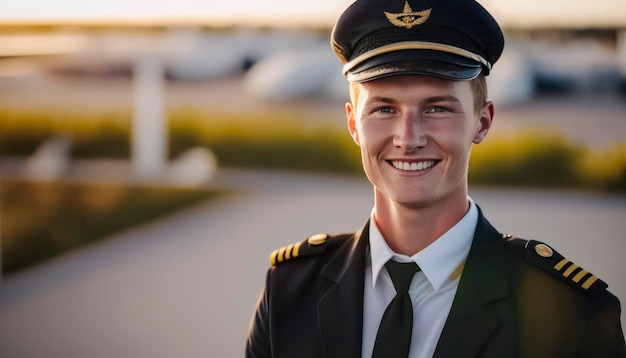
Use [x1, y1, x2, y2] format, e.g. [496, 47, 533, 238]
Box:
[0, 169, 625, 357]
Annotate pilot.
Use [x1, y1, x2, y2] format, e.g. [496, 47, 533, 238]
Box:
[246, 0, 626, 357]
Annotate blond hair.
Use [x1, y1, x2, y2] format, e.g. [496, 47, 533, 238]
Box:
[349, 74, 488, 114]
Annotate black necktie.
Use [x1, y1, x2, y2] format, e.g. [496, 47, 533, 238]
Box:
[372, 260, 420, 358]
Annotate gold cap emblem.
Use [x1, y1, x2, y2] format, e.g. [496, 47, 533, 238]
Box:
[535, 244, 554, 258]
[384, 1, 432, 29]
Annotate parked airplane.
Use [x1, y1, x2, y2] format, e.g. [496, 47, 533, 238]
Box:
[6, 27, 624, 103]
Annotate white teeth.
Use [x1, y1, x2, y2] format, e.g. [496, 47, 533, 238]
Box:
[392, 160, 435, 172]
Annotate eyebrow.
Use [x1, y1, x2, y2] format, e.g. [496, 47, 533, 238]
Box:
[365, 95, 461, 105]
[422, 95, 461, 104]
[365, 96, 397, 104]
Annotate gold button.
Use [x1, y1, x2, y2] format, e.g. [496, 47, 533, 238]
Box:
[535, 244, 553, 258]
[502, 233, 513, 240]
[308, 234, 328, 246]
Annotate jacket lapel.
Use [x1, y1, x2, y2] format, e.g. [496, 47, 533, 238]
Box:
[434, 211, 512, 358]
[317, 222, 369, 358]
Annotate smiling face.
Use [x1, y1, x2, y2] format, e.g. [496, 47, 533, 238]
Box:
[346, 75, 493, 210]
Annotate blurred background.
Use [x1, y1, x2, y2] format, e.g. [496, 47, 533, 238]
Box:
[0, 0, 625, 357]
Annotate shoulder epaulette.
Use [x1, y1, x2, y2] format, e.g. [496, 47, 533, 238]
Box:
[269, 233, 350, 266]
[501, 233, 608, 297]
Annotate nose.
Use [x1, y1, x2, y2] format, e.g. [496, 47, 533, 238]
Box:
[393, 115, 426, 152]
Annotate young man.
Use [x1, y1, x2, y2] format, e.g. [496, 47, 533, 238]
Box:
[246, 0, 626, 357]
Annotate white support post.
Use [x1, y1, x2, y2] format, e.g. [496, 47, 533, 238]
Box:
[618, 30, 626, 75]
[617, 30, 626, 95]
[132, 55, 167, 180]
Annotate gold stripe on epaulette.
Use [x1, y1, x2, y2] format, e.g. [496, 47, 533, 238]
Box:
[293, 242, 302, 258]
[581, 275, 599, 289]
[269, 241, 306, 266]
[277, 247, 286, 263]
[563, 264, 579, 278]
[270, 249, 279, 266]
[572, 269, 589, 283]
[284, 244, 293, 260]
[554, 259, 569, 271]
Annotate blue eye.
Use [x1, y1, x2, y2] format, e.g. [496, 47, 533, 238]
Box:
[427, 106, 448, 113]
[377, 107, 394, 114]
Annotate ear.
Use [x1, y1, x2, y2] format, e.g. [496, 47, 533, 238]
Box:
[473, 101, 494, 144]
[346, 101, 360, 146]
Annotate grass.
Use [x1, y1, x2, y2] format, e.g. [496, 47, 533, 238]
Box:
[1, 178, 220, 275]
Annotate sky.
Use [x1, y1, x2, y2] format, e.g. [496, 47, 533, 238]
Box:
[0, 0, 625, 28]
[0, 0, 352, 26]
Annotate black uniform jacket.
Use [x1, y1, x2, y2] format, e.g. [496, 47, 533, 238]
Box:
[246, 212, 626, 358]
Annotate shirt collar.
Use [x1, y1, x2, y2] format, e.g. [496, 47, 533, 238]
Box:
[368, 198, 478, 291]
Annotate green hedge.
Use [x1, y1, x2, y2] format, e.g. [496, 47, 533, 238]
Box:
[469, 131, 583, 187]
[0, 109, 131, 158]
[169, 111, 362, 174]
[578, 143, 626, 192]
[470, 132, 626, 191]
[0, 108, 624, 191]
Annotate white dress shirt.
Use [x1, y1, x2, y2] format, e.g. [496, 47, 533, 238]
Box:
[361, 199, 478, 358]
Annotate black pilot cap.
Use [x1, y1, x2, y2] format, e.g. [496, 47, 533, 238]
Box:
[331, 0, 505, 82]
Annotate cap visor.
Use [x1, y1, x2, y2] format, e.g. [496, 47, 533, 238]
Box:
[347, 50, 482, 82]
